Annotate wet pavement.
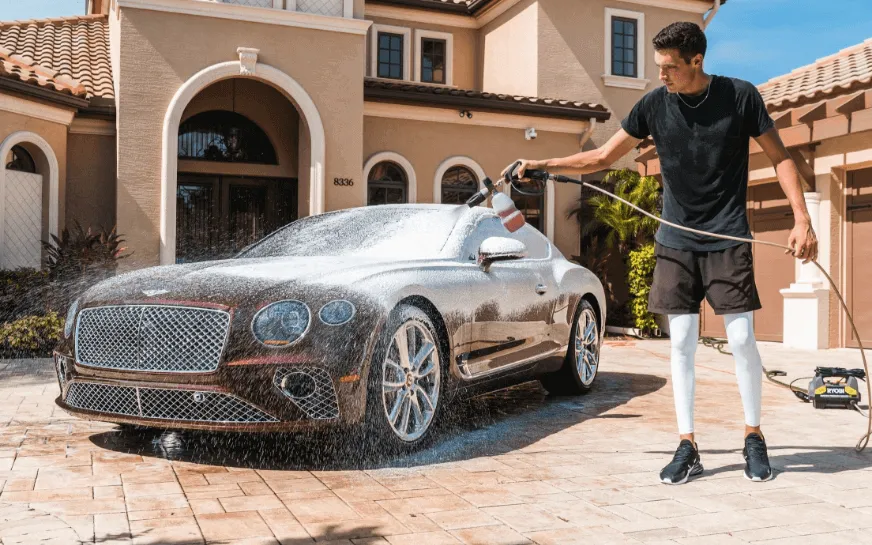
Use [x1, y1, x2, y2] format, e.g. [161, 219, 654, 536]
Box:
[1, 339, 871, 544]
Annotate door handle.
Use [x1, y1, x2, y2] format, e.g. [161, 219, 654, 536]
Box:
[535, 284, 548, 295]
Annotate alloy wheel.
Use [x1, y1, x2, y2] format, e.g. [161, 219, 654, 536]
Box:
[575, 307, 599, 386]
[381, 320, 441, 442]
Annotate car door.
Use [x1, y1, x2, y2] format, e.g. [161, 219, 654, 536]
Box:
[455, 216, 560, 379]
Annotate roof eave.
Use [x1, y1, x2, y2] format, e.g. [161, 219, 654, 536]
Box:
[364, 86, 611, 122]
[0, 77, 89, 109]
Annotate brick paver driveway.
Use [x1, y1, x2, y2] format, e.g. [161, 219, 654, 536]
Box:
[1, 339, 870, 544]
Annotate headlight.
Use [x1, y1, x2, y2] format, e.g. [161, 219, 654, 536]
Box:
[64, 299, 79, 338]
[252, 300, 310, 347]
[319, 300, 356, 326]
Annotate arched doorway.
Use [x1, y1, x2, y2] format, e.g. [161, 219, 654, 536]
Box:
[175, 81, 300, 263]
[161, 59, 326, 265]
[0, 133, 59, 270]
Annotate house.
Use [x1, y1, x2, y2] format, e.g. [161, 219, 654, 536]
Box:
[0, 0, 722, 269]
[636, 37, 872, 350]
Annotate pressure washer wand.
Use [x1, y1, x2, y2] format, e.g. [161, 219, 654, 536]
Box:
[509, 165, 871, 452]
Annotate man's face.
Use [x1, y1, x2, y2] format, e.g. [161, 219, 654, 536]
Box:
[655, 48, 702, 93]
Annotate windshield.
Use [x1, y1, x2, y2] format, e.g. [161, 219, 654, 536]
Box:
[238, 206, 465, 258]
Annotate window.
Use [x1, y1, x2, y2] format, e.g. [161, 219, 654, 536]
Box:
[178, 110, 277, 164]
[367, 161, 407, 205]
[603, 8, 648, 90]
[415, 29, 453, 86]
[612, 17, 637, 78]
[5, 145, 37, 173]
[440, 166, 478, 205]
[377, 32, 404, 80]
[370, 25, 411, 81]
[511, 186, 545, 234]
[421, 38, 446, 84]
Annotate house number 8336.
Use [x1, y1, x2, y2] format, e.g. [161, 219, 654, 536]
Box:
[334, 178, 354, 186]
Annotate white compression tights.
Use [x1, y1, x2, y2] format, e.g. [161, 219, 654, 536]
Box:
[668, 312, 763, 434]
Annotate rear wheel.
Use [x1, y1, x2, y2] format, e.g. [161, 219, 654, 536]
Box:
[540, 299, 600, 395]
[365, 305, 444, 452]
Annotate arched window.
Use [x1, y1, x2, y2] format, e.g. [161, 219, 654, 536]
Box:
[367, 161, 408, 205]
[5, 145, 37, 173]
[440, 166, 478, 205]
[178, 110, 277, 164]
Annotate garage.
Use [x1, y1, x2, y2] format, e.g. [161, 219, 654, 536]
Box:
[699, 183, 795, 342]
[846, 167, 872, 348]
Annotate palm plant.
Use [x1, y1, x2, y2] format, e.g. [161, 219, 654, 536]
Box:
[576, 169, 661, 254]
[569, 168, 662, 328]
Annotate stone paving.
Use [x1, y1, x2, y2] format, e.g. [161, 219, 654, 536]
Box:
[1, 339, 871, 544]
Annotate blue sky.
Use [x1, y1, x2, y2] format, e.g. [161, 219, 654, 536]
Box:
[4, 0, 872, 86]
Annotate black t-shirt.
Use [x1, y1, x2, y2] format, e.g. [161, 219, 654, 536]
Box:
[621, 75, 775, 251]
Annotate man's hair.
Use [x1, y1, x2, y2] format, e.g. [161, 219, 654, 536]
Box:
[652, 22, 707, 63]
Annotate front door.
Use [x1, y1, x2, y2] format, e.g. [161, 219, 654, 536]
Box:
[176, 174, 297, 262]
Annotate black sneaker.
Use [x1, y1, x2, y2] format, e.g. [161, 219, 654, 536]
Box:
[743, 433, 773, 482]
[660, 439, 703, 485]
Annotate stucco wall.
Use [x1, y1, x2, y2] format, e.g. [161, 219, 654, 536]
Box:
[365, 15, 478, 90]
[480, 0, 539, 98]
[178, 78, 300, 179]
[363, 115, 583, 258]
[66, 131, 116, 232]
[114, 6, 366, 268]
[0, 109, 69, 242]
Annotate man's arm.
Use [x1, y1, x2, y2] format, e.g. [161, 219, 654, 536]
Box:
[501, 129, 642, 179]
[754, 127, 819, 263]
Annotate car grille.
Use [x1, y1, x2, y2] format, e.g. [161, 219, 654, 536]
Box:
[75, 305, 231, 373]
[273, 367, 340, 420]
[64, 382, 278, 423]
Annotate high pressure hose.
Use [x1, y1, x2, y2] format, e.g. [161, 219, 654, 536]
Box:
[501, 166, 871, 453]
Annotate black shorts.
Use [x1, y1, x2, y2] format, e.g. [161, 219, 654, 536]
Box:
[647, 241, 762, 316]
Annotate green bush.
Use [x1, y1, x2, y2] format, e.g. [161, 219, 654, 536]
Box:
[627, 243, 657, 334]
[0, 312, 64, 358]
[0, 268, 52, 323]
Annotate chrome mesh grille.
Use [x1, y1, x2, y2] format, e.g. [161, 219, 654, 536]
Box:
[64, 382, 277, 423]
[66, 382, 139, 417]
[76, 305, 230, 373]
[273, 367, 339, 420]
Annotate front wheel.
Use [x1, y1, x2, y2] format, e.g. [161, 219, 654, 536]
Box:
[540, 299, 600, 395]
[364, 305, 444, 452]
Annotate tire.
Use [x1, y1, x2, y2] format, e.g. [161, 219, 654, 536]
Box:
[540, 299, 601, 395]
[364, 305, 446, 452]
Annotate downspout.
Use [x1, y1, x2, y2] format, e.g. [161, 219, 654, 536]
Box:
[557, 117, 598, 248]
[702, 0, 721, 30]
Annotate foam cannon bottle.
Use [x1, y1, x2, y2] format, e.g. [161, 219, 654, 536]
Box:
[465, 177, 526, 233]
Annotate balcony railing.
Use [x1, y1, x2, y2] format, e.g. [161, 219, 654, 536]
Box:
[217, 0, 351, 18]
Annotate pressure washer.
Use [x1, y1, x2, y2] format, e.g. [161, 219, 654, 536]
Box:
[467, 161, 871, 453]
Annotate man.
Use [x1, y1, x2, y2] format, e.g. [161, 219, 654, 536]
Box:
[505, 21, 817, 484]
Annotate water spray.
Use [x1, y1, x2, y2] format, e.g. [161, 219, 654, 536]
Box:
[467, 161, 871, 453]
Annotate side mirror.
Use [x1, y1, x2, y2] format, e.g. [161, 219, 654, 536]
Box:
[477, 237, 527, 271]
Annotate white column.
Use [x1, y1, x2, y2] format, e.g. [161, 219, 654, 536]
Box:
[780, 191, 829, 350]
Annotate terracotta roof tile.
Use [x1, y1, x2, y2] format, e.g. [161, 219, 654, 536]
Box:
[0, 15, 113, 99]
[364, 78, 610, 120]
[0, 46, 87, 98]
[759, 38, 872, 111]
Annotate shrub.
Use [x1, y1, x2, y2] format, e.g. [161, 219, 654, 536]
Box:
[0, 268, 51, 323]
[627, 243, 657, 334]
[0, 312, 64, 358]
[41, 221, 131, 309]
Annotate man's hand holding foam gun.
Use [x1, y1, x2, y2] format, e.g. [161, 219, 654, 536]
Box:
[464, 166, 526, 232]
